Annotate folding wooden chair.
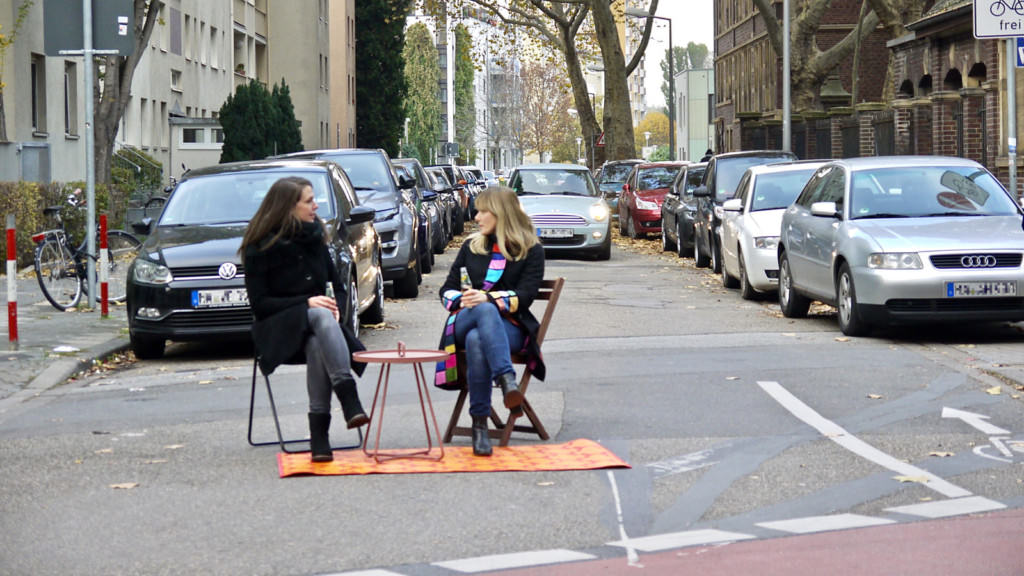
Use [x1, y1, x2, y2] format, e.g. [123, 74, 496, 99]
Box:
[247, 357, 363, 453]
[443, 277, 565, 447]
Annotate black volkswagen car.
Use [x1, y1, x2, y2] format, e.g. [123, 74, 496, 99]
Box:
[126, 159, 383, 359]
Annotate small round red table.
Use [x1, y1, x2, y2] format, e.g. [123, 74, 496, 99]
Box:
[353, 343, 447, 463]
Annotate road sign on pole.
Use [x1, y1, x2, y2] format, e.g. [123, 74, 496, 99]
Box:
[1017, 37, 1024, 67]
[974, 0, 1024, 38]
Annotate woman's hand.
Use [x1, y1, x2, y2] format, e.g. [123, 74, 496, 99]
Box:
[308, 295, 340, 321]
[460, 288, 488, 309]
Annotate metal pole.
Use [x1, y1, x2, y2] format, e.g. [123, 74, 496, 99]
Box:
[83, 0, 96, 309]
[1008, 39, 1018, 201]
[6, 214, 17, 350]
[782, 0, 791, 153]
[668, 18, 675, 161]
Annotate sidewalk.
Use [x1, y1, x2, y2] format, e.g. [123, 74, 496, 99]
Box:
[0, 272, 129, 409]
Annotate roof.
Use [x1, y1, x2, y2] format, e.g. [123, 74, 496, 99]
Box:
[181, 158, 334, 179]
[514, 163, 592, 170]
[745, 160, 828, 175]
[829, 155, 983, 170]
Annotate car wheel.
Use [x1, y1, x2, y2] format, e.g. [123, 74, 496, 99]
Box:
[626, 214, 640, 239]
[693, 230, 710, 268]
[710, 236, 722, 273]
[778, 250, 810, 318]
[130, 333, 165, 360]
[393, 264, 419, 298]
[837, 263, 870, 336]
[722, 248, 739, 289]
[361, 268, 384, 324]
[676, 221, 688, 258]
[596, 236, 612, 261]
[420, 246, 432, 274]
[738, 252, 758, 300]
[661, 224, 675, 252]
[453, 210, 465, 235]
[347, 277, 360, 338]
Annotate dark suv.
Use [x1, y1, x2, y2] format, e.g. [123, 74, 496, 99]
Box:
[692, 150, 796, 272]
[277, 149, 421, 298]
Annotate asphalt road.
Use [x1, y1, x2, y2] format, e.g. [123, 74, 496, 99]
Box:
[1, 234, 1022, 575]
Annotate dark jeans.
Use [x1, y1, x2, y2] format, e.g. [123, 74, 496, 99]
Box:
[454, 303, 524, 417]
[305, 307, 352, 414]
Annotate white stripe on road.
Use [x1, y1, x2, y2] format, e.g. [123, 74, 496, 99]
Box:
[757, 513, 895, 534]
[757, 381, 972, 499]
[329, 570, 404, 576]
[885, 495, 1006, 519]
[606, 470, 642, 566]
[607, 529, 755, 552]
[646, 448, 718, 479]
[432, 549, 596, 573]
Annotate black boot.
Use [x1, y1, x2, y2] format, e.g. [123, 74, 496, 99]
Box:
[496, 372, 523, 410]
[308, 412, 333, 462]
[333, 375, 370, 429]
[471, 415, 492, 456]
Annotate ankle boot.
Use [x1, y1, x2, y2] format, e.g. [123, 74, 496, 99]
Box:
[496, 372, 523, 410]
[333, 376, 370, 429]
[471, 415, 492, 456]
[308, 412, 333, 462]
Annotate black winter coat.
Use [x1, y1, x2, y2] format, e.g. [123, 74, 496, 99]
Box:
[243, 223, 365, 376]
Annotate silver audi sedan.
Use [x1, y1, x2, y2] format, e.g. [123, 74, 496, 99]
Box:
[778, 156, 1024, 336]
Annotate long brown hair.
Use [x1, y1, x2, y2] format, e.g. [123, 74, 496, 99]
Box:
[239, 176, 315, 254]
[469, 186, 538, 260]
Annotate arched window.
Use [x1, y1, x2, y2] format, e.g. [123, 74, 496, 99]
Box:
[967, 63, 987, 88]
[898, 80, 914, 98]
[942, 69, 963, 91]
[918, 74, 933, 96]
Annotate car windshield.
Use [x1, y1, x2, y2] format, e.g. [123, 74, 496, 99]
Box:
[637, 166, 683, 190]
[318, 153, 392, 191]
[159, 170, 334, 225]
[750, 169, 818, 211]
[600, 164, 635, 184]
[512, 169, 599, 197]
[849, 166, 1019, 219]
[715, 155, 793, 201]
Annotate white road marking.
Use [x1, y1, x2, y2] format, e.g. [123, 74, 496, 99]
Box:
[329, 571, 403, 576]
[607, 529, 755, 552]
[885, 495, 1006, 519]
[757, 513, 895, 534]
[758, 381, 972, 499]
[941, 407, 1011, 435]
[606, 470, 642, 566]
[647, 448, 718, 479]
[989, 436, 1015, 458]
[432, 549, 596, 573]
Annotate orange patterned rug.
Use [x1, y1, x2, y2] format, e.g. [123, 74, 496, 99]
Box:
[277, 439, 630, 477]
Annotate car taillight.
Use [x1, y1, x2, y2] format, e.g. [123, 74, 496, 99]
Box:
[31, 233, 45, 244]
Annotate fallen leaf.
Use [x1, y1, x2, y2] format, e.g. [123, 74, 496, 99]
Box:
[894, 475, 930, 484]
[919, 497, 933, 502]
[94, 448, 113, 454]
[164, 444, 185, 450]
[834, 337, 850, 342]
[986, 386, 1002, 395]
[109, 482, 139, 490]
[726, 376, 740, 381]
[144, 459, 168, 464]
[537, 481, 555, 486]
[929, 451, 954, 458]
[867, 394, 883, 399]
[198, 380, 213, 385]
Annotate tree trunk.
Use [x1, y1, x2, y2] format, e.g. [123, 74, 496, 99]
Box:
[589, 2, 635, 161]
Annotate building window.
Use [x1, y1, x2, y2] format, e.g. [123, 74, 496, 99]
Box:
[209, 26, 218, 68]
[184, 15, 192, 60]
[64, 61, 78, 135]
[170, 69, 182, 92]
[31, 54, 47, 133]
[212, 128, 224, 143]
[199, 21, 207, 65]
[182, 128, 204, 143]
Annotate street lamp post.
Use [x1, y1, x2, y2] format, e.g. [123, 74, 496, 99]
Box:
[625, 7, 674, 161]
[576, 136, 583, 163]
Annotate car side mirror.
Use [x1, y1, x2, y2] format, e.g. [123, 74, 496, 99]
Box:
[422, 190, 438, 200]
[722, 198, 743, 212]
[810, 201, 840, 218]
[398, 175, 416, 189]
[348, 205, 375, 224]
[163, 185, 175, 195]
[132, 218, 154, 235]
[692, 185, 711, 198]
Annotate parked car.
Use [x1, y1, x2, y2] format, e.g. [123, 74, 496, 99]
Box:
[427, 164, 471, 223]
[507, 163, 611, 260]
[394, 157, 447, 256]
[595, 159, 643, 219]
[719, 161, 826, 299]
[126, 159, 383, 359]
[661, 162, 706, 257]
[778, 156, 1024, 336]
[425, 166, 464, 235]
[482, 170, 499, 188]
[276, 149, 421, 298]
[618, 161, 687, 238]
[693, 150, 797, 272]
[392, 161, 437, 273]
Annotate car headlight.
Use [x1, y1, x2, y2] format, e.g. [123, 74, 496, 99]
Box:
[374, 207, 399, 222]
[589, 203, 609, 222]
[754, 236, 779, 250]
[867, 252, 922, 269]
[132, 258, 173, 284]
[635, 198, 659, 210]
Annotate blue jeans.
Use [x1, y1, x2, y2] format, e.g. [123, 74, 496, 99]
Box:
[455, 303, 524, 417]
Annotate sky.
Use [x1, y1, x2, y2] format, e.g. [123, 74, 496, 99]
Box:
[639, 1, 715, 109]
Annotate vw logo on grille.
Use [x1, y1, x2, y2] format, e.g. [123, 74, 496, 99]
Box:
[961, 255, 997, 268]
[218, 262, 238, 279]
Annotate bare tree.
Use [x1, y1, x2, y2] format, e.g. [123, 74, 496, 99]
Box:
[519, 60, 574, 160]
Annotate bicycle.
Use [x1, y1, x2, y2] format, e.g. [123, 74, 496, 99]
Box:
[31, 190, 143, 311]
[990, 0, 1024, 16]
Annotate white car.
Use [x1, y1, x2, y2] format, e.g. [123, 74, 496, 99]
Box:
[720, 162, 826, 298]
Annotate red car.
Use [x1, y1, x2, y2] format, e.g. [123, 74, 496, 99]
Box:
[618, 162, 687, 238]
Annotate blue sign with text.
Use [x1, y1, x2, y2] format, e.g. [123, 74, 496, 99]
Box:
[1018, 37, 1024, 67]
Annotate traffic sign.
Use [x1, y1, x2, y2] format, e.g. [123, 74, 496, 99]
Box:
[44, 0, 135, 57]
[596, 132, 605, 147]
[974, 0, 1024, 38]
[1018, 37, 1024, 67]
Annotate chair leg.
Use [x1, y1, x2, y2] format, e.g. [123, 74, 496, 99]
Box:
[443, 387, 469, 442]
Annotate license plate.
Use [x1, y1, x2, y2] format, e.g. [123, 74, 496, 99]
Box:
[538, 228, 573, 239]
[192, 288, 249, 308]
[946, 281, 1017, 298]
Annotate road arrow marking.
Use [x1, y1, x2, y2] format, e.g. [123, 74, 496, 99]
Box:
[941, 407, 1010, 435]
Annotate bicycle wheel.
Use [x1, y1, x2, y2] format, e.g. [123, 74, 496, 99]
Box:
[103, 230, 143, 303]
[34, 238, 81, 310]
[143, 196, 166, 220]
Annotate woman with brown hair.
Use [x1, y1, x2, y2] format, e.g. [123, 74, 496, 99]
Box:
[435, 186, 546, 456]
[240, 176, 368, 462]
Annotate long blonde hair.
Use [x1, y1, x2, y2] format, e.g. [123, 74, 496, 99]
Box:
[469, 186, 538, 260]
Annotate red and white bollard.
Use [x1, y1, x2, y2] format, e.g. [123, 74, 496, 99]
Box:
[6, 214, 17, 350]
[99, 214, 109, 318]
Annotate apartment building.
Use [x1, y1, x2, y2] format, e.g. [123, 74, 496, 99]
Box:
[674, 67, 715, 162]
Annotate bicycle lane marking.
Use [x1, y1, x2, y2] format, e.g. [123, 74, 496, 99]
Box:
[756, 380, 972, 498]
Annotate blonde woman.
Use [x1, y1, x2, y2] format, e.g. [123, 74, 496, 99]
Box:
[435, 186, 546, 456]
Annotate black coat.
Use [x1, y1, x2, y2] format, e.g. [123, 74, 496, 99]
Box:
[244, 225, 365, 376]
[438, 237, 546, 381]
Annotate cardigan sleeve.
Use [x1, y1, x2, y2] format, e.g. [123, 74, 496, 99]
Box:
[486, 243, 544, 314]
